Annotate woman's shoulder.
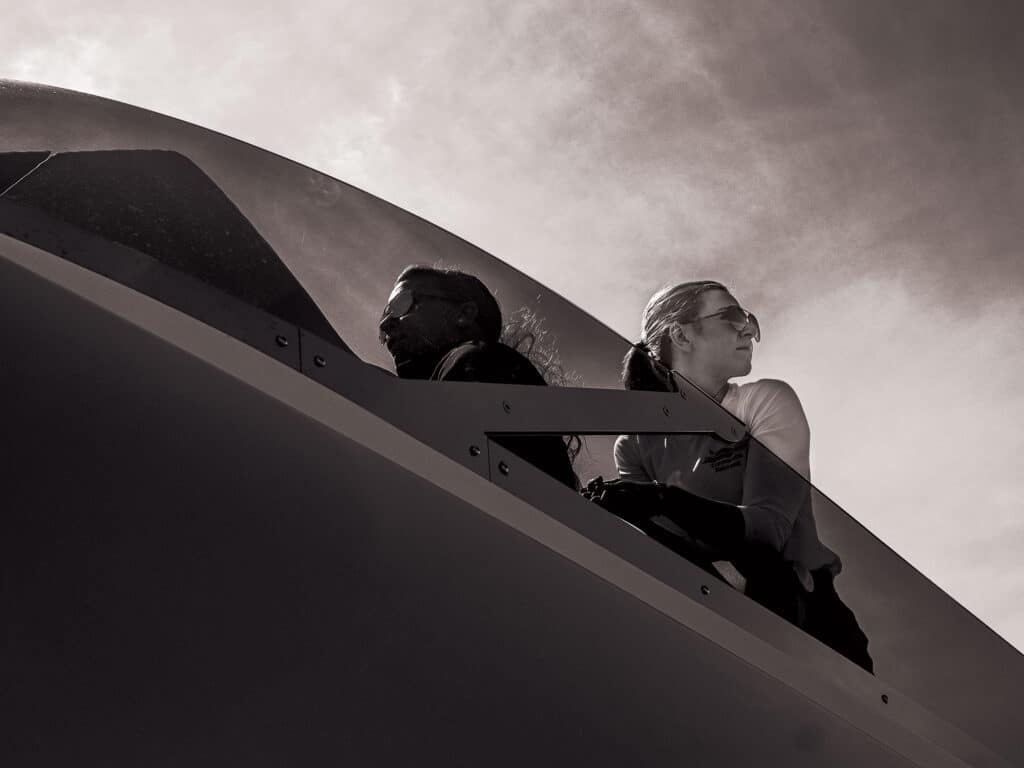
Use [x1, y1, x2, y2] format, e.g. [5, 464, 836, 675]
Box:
[735, 378, 800, 401]
[727, 379, 805, 425]
[613, 432, 640, 455]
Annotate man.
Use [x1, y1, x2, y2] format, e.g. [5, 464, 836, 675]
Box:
[379, 265, 577, 489]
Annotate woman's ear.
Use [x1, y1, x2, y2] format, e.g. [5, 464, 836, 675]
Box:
[668, 323, 692, 351]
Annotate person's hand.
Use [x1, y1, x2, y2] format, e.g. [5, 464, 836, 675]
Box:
[584, 476, 746, 554]
[582, 476, 667, 526]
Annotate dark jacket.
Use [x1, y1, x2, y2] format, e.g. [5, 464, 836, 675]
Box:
[433, 341, 578, 490]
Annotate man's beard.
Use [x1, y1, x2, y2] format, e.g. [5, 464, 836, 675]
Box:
[392, 337, 453, 380]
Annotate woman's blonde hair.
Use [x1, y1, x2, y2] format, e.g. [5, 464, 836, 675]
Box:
[622, 280, 728, 391]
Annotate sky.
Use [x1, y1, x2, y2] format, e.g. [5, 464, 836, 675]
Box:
[5, 0, 1023, 656]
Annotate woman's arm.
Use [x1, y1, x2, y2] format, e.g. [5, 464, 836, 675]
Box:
[737, 380, 813, 552]
[609, 382, 811, 556]
[613, 434, 745, 554]
[613, 434, 653, 482]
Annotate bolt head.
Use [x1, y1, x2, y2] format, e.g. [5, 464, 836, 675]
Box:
[314, 355, 327, 368]
[502, 401, 512, 414]
[498, 461, 510, 476]
[469, 445, 481, 457]
[700, 585, 711, 596]
[275, 335, 289, 348]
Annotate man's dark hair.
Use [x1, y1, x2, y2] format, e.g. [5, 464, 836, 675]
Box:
[396, 265, 581, 476]
[396, 265, 503, 343]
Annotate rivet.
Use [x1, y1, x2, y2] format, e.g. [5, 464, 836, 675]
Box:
[314, 355, 327, 368]
[663, 406, 671, 416]
[881, 694, 889, 704]
[275, 335, 289, 348]
[469, 445, 481, 457]
[502, 401, 512, 414]
[498, 461, 510, 476]
[700, 585, 711, 596]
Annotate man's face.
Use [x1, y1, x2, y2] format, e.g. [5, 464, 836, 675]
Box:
[379, 275, 462, 376]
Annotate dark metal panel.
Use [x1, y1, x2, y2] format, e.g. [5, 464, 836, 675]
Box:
[0, 150, 50, 192]
[299, 328, 744, 454]
[1, 249, 928, 768]
[0, 200, 301, 370]
[4, 224, 1019, 768]
[0, 147, 341, 344]
[299, 329, 741, 435]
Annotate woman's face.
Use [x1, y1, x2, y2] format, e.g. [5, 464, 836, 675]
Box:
[672, 289, 758, 382]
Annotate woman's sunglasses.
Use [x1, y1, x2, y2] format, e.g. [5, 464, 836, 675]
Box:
[695, 305, 760, 342]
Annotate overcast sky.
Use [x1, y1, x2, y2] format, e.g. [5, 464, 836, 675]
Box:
[5, 1, 1023, 652]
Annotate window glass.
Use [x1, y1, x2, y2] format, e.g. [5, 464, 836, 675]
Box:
[0, 151, 49, 191]
[0, 148, 340, 342]
[0, 82, 626, 387]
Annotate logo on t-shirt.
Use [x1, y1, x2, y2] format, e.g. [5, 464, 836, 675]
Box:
[701, 444, 745, 473]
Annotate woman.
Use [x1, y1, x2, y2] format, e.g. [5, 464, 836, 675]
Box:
[614, 280, 873, 673]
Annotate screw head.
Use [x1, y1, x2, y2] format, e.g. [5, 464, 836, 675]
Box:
[498, 461, 510, 476]
[469, 445, 481, 457]
[275, 335, 289, 348]
[700, 584, 711, 596]
[314, 355, 327, 368]
[502, 400, 512, 414]
[881, 694, 889, 704]
[663, 406, 671, 416]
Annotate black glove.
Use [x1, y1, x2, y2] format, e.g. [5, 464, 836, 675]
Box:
[583, 476, 745, 554]
[582, 476, 666, 526]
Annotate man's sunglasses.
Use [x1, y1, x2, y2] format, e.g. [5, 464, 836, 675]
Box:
[379, 287, 460, 341]
[695, 305, 760, 341]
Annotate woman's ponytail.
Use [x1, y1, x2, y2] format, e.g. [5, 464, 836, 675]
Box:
[622, 342, 676, 392]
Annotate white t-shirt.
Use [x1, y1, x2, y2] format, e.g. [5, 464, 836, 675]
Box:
[614, 379, 839, 589]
